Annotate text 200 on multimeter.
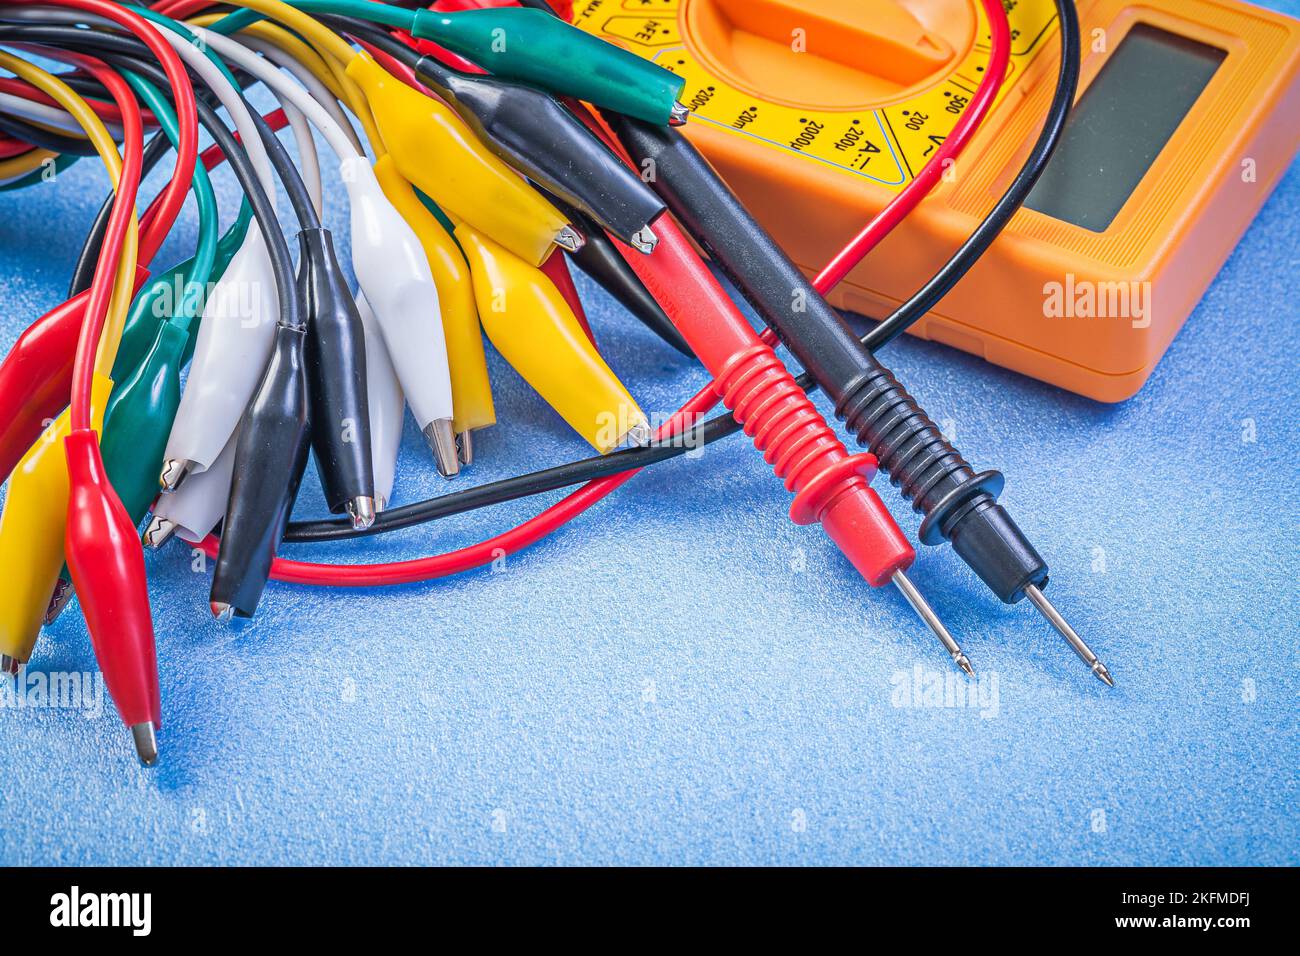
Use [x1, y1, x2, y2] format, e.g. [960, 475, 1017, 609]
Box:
[573, 0, 1300, 401]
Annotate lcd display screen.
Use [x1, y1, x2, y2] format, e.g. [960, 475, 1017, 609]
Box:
[1025, 23, 1227, 232]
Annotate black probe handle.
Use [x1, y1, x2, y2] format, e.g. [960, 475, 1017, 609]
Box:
[607, 113, 1049, 604]
[299, 228, 375, 516]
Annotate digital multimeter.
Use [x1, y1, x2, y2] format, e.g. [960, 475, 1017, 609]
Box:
[571, 0, 1300, 401]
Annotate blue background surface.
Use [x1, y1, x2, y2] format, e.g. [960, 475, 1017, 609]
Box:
[0, 2, 1297, 867]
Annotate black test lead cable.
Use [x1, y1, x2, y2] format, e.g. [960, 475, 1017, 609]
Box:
[280, 1, 1083, 562]
[44, 3, 1097, 678]
[604, 2, 1112, 686]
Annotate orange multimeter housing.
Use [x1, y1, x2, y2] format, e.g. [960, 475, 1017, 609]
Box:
[571, 0, 1300, 402]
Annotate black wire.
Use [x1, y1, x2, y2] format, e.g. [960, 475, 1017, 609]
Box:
[248, 105, 321, 233]
[278, 0, 1082, 544]
[861, 0, 1082, 351]
[8, 2, 1080, 547]
[67, 130, 173, 296]
[0, 23, 303, 335]
[0, 111, 102, 156]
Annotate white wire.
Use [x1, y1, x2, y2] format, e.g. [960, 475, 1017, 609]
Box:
[237, 33, 364, 155]
[0, 90, 124, 139]
[188, 25, 362, 162]
[148, 25, 278, 198]
[231, 36, 324, 218]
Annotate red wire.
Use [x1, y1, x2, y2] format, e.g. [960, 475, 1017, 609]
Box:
[58, 53, 143, 433]
[814, 0, 1011, 294]
[539, 248, 596, 346]
[0, 136, 34, 159]
[12, 0, 199, 430]
[204, 0, 1013, 586]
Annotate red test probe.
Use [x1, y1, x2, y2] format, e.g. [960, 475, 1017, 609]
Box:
[617, 216, 973, 670]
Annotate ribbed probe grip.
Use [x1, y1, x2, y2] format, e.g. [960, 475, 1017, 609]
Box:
[604, 115, 1051, 605]
[837, 363, 995, 538]
[713, 345, 914, 587]
[838, 365, 1048, 603]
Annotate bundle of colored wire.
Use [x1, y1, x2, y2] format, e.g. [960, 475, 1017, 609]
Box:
[0, 0, 1094, 770]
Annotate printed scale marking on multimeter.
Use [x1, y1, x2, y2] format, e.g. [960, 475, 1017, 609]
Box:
[572, 0, 1060, 189]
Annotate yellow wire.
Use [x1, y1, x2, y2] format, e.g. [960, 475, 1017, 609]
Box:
[0, 52, 138, 379]
[188, 12, 347, 103]
[199, 0, 384, 152]
[0, 147, 58, 180]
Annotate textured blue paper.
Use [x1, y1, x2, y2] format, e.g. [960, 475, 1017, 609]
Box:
[0, 5, 1297, 866]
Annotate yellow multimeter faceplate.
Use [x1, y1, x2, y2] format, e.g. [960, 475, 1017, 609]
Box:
[574, 0, 1300, 402]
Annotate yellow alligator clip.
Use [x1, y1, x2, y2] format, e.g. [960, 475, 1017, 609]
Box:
[0, 373, 114, 672]
[372, 155, 495, 441]
[456, 224, 648, 454]
[346, 51, 575, 267]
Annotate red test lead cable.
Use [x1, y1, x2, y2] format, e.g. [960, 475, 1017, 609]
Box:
[814, 0, 1011, 293]
[197, 2, 1007, 598]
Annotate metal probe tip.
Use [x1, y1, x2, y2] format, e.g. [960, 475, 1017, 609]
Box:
[669, 102, 691, 126]
[141, 516, 179, 550]
[554, 224, 585, 253]
[1, 654, 21, 677]
[347, 496, 377, 531]
[158, 458, 193, 494]
[891, 570, 975, 677]
[1023, 583, 1115, 688]
[374, 494, 388, 514]
[456, 429, 475, 467]
[631, 225, 659, 254]
[44, 579, 74, 625]
[131, 723, 158, 767]
[423, 418, 460, 479]
[210, 601, 234, 624]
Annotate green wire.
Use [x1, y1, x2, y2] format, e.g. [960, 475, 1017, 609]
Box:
[120, 69, 219, 330]
[216, 0, 415, 36]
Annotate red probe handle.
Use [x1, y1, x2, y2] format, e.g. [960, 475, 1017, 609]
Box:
[617, 214, 914, 587]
